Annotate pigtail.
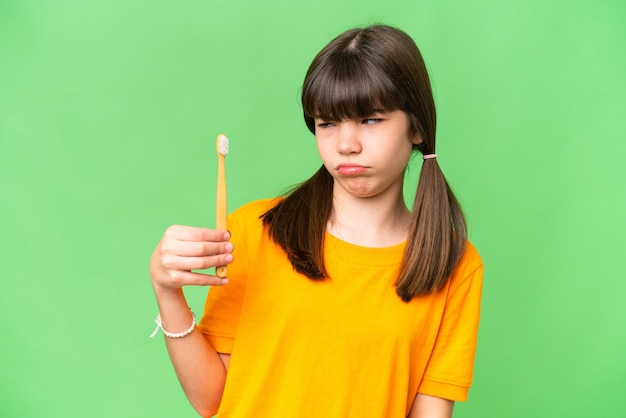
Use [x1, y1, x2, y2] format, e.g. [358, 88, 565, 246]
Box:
[261, 166, 334, 279]
[396, 157, 467, 301]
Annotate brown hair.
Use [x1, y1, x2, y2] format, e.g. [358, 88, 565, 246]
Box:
[262, 24, 467, 301]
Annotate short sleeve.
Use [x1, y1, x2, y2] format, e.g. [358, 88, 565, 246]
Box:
[196, 209, 251, 353]
[417, 244, 484, 401]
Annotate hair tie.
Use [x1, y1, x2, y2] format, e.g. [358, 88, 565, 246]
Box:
[422, 153, 437, 160]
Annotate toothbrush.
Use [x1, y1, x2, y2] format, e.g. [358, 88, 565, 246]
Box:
[215, 134, 229, 278]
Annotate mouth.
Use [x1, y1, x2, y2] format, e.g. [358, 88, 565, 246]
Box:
[336, 164, 368, 176]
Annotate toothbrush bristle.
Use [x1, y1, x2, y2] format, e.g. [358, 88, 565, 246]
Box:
[217, 135, 229, 155]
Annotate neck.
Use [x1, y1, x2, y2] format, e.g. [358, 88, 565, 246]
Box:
[327, 187, 410, 248]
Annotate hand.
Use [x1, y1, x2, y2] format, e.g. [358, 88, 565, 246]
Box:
[149, 225, 233, 294]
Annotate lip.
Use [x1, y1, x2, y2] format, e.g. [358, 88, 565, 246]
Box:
[336, 164, 368, 176]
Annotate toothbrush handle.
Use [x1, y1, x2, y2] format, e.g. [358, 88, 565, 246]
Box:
[216, 153, 227, 277]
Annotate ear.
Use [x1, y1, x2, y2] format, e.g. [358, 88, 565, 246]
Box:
[411, 134, 423, 145]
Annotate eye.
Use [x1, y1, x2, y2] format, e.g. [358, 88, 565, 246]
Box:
[362, 118, 382, 125]
[316, 121, 335, 128]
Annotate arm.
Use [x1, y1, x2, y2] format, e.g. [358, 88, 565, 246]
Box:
[407, 394, 454, 418]
[150, 225, 234, 417]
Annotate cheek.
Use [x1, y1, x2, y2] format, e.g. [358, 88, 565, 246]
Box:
[388, 146, 415, 172]
[314, 138, 323, 154]
[314, 139, 332, 161]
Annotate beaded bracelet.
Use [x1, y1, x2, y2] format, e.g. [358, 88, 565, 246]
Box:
[149, 310, 196, 339]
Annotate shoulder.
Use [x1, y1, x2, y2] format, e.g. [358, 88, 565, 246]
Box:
[229, 198, 283, 221]
[460, 241, 482, 270]
[227, 198, 284, 240]
[224, 198, 284, 270]
[447, 241, 484, 291]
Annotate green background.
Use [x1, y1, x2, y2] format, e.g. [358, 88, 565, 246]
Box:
[1, 0, 625, 417]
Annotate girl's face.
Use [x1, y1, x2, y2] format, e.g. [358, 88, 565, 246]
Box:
[314, 110, 420, 200]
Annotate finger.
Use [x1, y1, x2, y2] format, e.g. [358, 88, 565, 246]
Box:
[165, 225, 230, 242]
[167, 270, 230, 287]
[161, 240, 234, 257]
[162, 253, 234, 271]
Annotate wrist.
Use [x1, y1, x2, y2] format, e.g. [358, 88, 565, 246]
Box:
[150, 308, 196, 339]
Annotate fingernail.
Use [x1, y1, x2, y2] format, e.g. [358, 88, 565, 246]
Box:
[225, 242, 234, 252]
[223, 232, 231, 240]
[221, 278, 229, 285]
[224, 254, 234, 262]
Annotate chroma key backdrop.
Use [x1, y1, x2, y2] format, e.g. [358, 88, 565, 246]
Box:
[1, 0, 625, 417]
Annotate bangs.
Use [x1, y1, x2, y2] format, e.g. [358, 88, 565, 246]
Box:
[302, 54, 403, 123]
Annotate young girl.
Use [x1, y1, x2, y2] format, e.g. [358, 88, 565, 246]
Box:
[149, 24, 483, 418]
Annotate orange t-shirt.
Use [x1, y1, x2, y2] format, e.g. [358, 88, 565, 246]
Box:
[198, 199, 483, 417]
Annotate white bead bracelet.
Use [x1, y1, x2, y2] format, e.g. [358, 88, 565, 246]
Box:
[150, 310, 196, 339]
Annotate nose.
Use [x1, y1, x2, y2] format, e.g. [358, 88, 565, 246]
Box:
[337, 122, 362, 154]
